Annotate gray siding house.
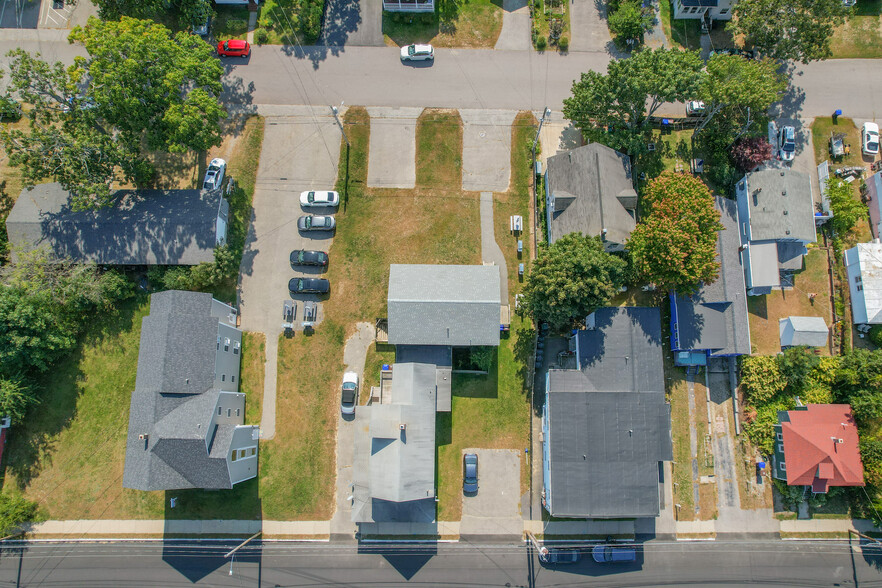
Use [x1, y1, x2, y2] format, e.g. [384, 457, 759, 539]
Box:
[544, 143, 637, 252]
[351, 363, 439, 523]
[6, 183, 229, 265]
[541, 307, 673, 518]
[123, 291, 258, 491]
[735, 170, 817, 295]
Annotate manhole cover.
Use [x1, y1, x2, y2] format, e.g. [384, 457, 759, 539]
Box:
[480, 131, 486, 138]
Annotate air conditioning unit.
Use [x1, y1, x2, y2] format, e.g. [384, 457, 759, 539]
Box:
[0, 417, 10, 429]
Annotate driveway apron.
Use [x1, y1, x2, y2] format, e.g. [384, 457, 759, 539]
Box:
[321, 0, 384, 47]
[461, 109, 518, 192]
[366, 106, 422, 188]
[494, 0, 531, 50]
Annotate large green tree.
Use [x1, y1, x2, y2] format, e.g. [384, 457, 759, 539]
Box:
[2, 17, 225, 209]
[94, 0, 210, 30]
[520, 234, 627, 330]
[827, 178, 865, 237]
[729, 0, 848, 63]
[562, 48, 703, 155]
[627, 172, 723, 294]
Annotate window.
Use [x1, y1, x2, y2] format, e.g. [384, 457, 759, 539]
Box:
[780, 462, 786, 471]
[231, 375, 235, 383]
[224, 337, 230, 352]
[231, 446, 257, 462]
[234, 341, 240, 355]
[217, 336, 221, 350]
[227, 408, 232, 417]
[776, 432, 782, 441]
[858, 285, 864, 292]
[719, 7, 728, 13]
[236, 408, 241, 416]
[778, 444, 784, 453]
[218, 406, 222, 416]
[856, 276, 862, 284]
[222, 374, 226, 382]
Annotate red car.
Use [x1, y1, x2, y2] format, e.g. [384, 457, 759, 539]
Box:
[217, 39, 250, 58]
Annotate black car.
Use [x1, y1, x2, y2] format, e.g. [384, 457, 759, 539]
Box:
[539, 549, 580, 564]
[288, 277, 330, 294]
[290, 249, 329, 267]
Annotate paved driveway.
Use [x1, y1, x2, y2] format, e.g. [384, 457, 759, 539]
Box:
[366, 106, 421, 189]
[321, 0, 383, 47]
[460, 449, 522, 539]
[238, 106, 342, 438]
[461, 109, 517, 192]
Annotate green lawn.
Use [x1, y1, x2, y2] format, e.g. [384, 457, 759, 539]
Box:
[416, 109, 463, 189]
[831, 0, 882, 58]
[659, 0, 702, 49]
[383, 0, 504, 48]
[213, 6, 251, 40]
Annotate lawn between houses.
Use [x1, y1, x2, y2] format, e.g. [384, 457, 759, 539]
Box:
[383, 0, 503, 48]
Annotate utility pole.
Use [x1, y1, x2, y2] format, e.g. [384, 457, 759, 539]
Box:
[225, 531, 261, 576]
[331, 104, 350, 147]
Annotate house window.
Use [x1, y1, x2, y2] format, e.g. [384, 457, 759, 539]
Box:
[858, 285, 864, 292]
[222, 374, 226, 382]
[224, 337, 230, 352]
[234, 341, 240, 355]
[719, 7, 728, 13]
[218, 406, 222, 416]
[780, 461, 786, 471]
[231, 375, 236, 383]
[776, 432, 782, 441]
[231, 446, 257, 462]
[856, 276, 862, 284]
[236, 408, 241, 416]
[217, 336, 221, 350]
[227, 408, 232, 417]
[778, 444, 784, 453]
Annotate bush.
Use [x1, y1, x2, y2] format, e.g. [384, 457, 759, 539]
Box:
[254, 27, 269, 44]
[420, 12, 433, 24]
[608, 0, 650, 47]
[869, 325, 882, 348]
[558, 36, 569, 51]
[731, 136, 773, 172]
[536, 35, 547, 50]
[740, 355, 787, 405]
[0, 493, 38, 536]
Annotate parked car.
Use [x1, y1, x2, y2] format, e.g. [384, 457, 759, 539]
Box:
[685, 100, 705, 117]
[290, 249, 329, 267]
[62, 95, 97, 114]
[217, 39, 250, 58]
[298, 215, 336, 232]
[400, 44, 434, 62]
[591, 544, 637, 563]
[778, 125, 796, 162]
[341, 372, 358, 415]
[538, 549, 580, 564]
[288, 277, 330, 294]
[192, 13, 211, 36]
[300, 190, 340, 208]
[203, 158, 226, 191]
[462, 453, 478, 494]
[862, 122, 880, 156]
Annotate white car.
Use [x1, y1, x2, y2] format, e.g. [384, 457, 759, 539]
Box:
[862, 122, 880, 156]
[400, 44, 434, 62]
[778, 125, 796, 162]
[203, 158, 226, 191]
[341, 372, 358, 415]
[685, 100, 705, 117]
[300, 190, 340, 208]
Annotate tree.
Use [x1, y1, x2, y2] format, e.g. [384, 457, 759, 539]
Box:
[608, 1, 652, 48]
[626, 172, 723, 294]
[731, 136, 774, 172]
[0, 376, 37, 425]
[728, 0, 848, 63]
[2, 18, 225, 208]
[740, 355, 787, 405]
[827, 178, 865, 236]
[92, 0, 210, 33]
[562, 48, 703, 155]
[777, 346, 820, 391]
[520, 234, 627, 330]
[0, 493, 38, 536]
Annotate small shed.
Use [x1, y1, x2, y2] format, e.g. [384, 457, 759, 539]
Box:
[779, 316, 829, 348]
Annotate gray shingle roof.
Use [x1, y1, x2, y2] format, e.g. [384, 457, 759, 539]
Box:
[123, 291, 241, 491]
[779, 316, 829, 347]
[545, 307, 672, 518]
[6, 183, 225, 265]
[672, 197, 751, 356]
[387, 265, 501, 346]
[545, 143, 636, 246]
[352, 363, 438, 523]
[739, 170, 816, 243]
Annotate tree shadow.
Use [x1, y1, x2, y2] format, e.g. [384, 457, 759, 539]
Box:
[769, 64, 805, 121]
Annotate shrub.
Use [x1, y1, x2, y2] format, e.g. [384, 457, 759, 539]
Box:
[0, 494, 38, 536]
[254, 27, 269, 44]
[731, 136, 773, 172]
[869, 325, 882, 348]
[558, 36, 569, 51]
[420, 12, 433, 24]
[740, 355, 787, 405]
[536, 35, 547, 50]
[608, 0, 651, 47]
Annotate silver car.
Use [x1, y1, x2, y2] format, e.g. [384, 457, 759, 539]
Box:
[298, 215, 336, 231]
[778, 126, 796, 162]
[203, 158, 226, 191]
[400, 44, 434, 61]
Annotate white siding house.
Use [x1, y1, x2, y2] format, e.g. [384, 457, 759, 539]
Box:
[672, 0, 734, 20]
[845, 240, 882, 325]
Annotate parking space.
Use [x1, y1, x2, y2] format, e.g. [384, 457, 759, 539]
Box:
[460, 448, 522, 538]
[366, 106, 421, 189]
[1, 0, 39, 28]
[461, 109, 518, 192]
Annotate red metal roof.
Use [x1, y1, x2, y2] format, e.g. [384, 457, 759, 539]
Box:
[781, 404, 865, 491]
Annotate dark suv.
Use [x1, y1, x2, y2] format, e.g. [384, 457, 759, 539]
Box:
[288, 277, 330, 294]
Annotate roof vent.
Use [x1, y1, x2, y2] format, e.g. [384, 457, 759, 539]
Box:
[785, 230, 791, 235]
[139, 434, 148, 441]
[781, 171, 786, 176]
[782, 190, 787, 196]
[783, 210, 789, 215]
[400, 423, 406, 431]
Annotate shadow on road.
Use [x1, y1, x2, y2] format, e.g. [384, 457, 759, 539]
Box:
[357, 543, 438, 580]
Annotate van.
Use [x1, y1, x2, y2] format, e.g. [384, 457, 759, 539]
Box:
[591, 544, 636, 563]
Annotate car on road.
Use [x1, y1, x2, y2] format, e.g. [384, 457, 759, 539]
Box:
[217, 39, 250, 58]
[300, 190, 340, 208]
[591, 544, 637, 563]
[538, 549, 580, 564]
[288, 277, 330, 294]
[685, 100, 705, 117]
[290, 249, 329, 267]
[463, 453, 478, 494]
[298, 215, 336, 232]
[401, 44, 434, 62]
[203, 158, 226, 191]
[778, 125, 796, 162]
[341, 372, 358, 415]
[862, 122, 880, 156]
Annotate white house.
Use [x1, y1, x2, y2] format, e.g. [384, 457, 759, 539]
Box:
[383, 0, 434, 11]
[672, 0, 735, 20]
[845, 240, 882, 325]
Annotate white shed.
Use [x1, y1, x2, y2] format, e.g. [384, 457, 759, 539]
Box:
[779, 316, 829, 348]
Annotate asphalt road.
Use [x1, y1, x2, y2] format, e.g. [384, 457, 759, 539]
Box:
[1, 540, 881, 587]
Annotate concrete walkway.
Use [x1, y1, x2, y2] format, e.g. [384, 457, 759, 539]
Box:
[246, 11, 258, 44]
[260, 335, 279, 439]
[686, 375, 701, 516]
[568, 0, 615, 53]
[494, 0, 531, 51]
[480, 192, 509, 304]
[331, 322, 375, 536]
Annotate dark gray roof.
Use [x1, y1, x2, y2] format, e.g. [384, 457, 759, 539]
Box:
[545, 143, 636, 246]
[387, 265, 501, 346]
[545, 389, 672, 518]
[6, 183, 225, 265]
[395, 346, 452, 411]
[673, 197, 751, 356]
[739, 170, 816, 243]
[123, 291, 239, 491]
[576, 307, 664, 393]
